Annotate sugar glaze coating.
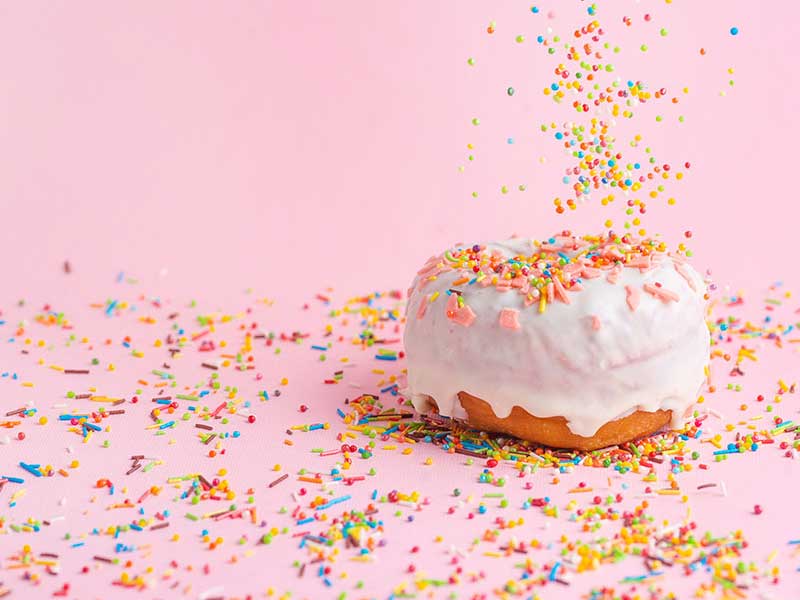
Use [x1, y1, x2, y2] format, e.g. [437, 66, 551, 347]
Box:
[403, 233, 709, 438]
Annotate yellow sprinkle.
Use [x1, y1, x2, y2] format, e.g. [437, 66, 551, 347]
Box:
[767, 550, 778, 563]
[350, 555, 373, 563]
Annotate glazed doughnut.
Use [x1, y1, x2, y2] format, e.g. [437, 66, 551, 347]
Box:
[403, 232, 709, 451]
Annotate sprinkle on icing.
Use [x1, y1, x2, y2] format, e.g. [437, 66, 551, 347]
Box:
[674, 261, 697, 291]
[446, 293, 477, 327]
[416, 294, 429, 319]
[412, 232, 693, 325]
[451, 305, 476, 327]
[624, 285, 640, 312]
[643, 282, 680, 303]
[499, 307, 521, 330]
[445, 293, 459, 316]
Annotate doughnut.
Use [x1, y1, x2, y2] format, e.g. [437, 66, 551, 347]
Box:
[403, 232, 710, 451]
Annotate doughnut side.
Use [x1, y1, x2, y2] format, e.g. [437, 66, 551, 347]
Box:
[458, 392, 672, 451]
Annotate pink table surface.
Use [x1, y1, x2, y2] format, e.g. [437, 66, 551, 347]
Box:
[1, 1, 799, 599]
[1, 279, 799, 600]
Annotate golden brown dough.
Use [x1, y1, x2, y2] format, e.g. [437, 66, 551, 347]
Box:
[457, 392, 672, 451]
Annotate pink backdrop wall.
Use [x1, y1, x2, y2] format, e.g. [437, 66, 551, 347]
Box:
[0, 1, 793, 303]
[0, 3, 799, 598]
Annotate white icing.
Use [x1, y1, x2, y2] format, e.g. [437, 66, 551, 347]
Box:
[403, 237, 710, 438]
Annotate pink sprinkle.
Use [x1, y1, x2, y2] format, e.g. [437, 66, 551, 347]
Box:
[499, 308, 521, 330]
[445, 293, 476, 326]
[625, 285, 640, 312]
[450, 304, 476, 327]
[625, 257, 650, 270]
[590, 315, 602, 331]
[674, 262, 697, 291]
[416, 256, 440, 276]
[546, 281, 554, 303]
[643, 283, 680, 303]
[445, 293, 459, 314]
[552, 277, 571, 304]
[606, 266, 621, 284]
[416, 295, 429, 319]
[523, 293, 536, 307]
[511, 275, 527, 289]
[668, 251, 687, 264]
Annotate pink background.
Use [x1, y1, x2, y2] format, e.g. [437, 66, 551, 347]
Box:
[1, 1, 799, 599]
[0, 1, 794, 300]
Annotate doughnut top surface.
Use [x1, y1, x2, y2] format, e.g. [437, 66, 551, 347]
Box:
[403, 232, 710, 438]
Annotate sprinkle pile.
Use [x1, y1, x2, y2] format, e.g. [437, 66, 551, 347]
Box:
[2, 277, 798, 598]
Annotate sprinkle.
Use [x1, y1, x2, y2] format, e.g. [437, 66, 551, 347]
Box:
[675, 262, 698, 291]
[417, 295, 429, 319]
[643, 283, 680, 303]
[448, 302, 477, 327]
[625, 285, 640, 312]
[269, 474, 289, 488]
[498, 308, 521, 330]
